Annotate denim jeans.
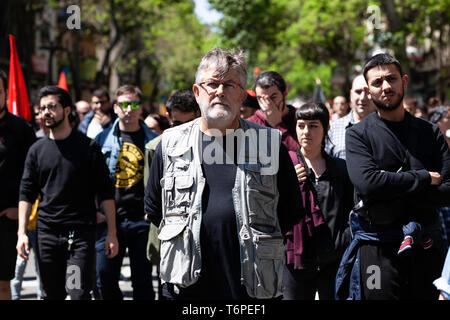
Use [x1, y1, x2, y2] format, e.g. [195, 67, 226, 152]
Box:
[10, 230, 43, 299]
[434, 248, 450, 299]
[96, 218, 154, 300]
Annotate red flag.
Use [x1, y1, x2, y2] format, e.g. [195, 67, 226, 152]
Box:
[7, 34, 31, 121]
[57, 71, 69, 92]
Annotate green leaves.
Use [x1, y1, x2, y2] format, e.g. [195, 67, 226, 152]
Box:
[77, 0, 212, 98]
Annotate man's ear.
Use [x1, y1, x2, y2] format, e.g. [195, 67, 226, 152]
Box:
[192, 84, 200, 99]
[65, 106, 72, 117]
[113, 103, 120, 116]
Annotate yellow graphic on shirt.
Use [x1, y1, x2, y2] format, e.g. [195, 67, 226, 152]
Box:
[115, 142, 144, 188]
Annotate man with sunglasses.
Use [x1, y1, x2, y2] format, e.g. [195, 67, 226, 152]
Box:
[78, 88, 117, 139]
[17, 85, 118, 300]
[94, 85, 157, 300]
[0, 69, 36, 300]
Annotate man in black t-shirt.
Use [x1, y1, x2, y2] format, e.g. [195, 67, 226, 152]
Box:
[17, 86, 118, 300]
[0, 69, 36, 300]
[95, 85, 157, 300]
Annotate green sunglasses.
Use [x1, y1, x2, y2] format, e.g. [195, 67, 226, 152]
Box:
[117, 101, 141, 110]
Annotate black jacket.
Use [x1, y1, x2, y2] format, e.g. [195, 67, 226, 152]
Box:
[345, 111, 450, 226]
[292, 151, 354, 267]
[0, 111, 36, 211]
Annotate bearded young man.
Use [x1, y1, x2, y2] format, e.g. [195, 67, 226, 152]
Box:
[17, 86, 118, 300]
[336, 53, 450, 300]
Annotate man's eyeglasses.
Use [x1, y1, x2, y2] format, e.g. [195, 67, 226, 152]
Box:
[198, 80, 242, 95]
[39, 103, 59, 113]
[117, 101, 141, 110]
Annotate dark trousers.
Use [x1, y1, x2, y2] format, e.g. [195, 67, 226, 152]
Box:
[359, 235, 447, 300]
[36, 227, 95, 300]
[96, 218, 154, 300]
[282, 261, 340, 300]
[0, 216, 18, 281]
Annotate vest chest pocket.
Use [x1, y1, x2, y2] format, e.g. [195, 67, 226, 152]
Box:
[167, 146, 192, 172]
[163, 145, 195, 216]
[245, 164, 278, 231]
[162, 175, 195, 217]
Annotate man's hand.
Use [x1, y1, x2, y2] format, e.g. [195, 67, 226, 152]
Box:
[16, 234, 30, 260]
[294, 163, 307, 183]
[93, 110, 111, 126]
[429, 171, 442, 185]
[257, 96, 283, 127]
[96, 211, 106, 224]
[105, 233, 119, 259]
[0, 207, 18, 220]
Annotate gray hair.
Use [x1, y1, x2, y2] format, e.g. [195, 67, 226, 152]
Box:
[195, 48, 247, 89]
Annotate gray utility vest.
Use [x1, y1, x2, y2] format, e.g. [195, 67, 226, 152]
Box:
[158, 117, 285, 299]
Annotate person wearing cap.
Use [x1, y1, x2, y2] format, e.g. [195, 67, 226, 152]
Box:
[240, 89, 259, 119]
[17, 85, 119, 300]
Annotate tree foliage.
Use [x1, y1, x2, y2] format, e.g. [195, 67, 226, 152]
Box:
[209, 0, 449, 100]
[76, 0, 213, 100]
[209, 0, 371, 99]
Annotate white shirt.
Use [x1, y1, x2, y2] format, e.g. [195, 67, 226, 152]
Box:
[86, 119, 103, 139]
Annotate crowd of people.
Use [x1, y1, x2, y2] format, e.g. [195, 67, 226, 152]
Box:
[0, 47, 449, 301]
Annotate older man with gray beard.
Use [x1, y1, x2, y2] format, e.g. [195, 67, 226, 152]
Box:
[144, 48, 303, 300]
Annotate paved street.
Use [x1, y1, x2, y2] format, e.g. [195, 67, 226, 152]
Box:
[18, 249, 159, 300]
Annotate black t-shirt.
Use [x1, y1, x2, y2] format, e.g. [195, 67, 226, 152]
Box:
[144, 131, 302, 299]
[115, 129, 146, 219]
[0, 112, 36, 211]
[19, 129, 114, 230]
